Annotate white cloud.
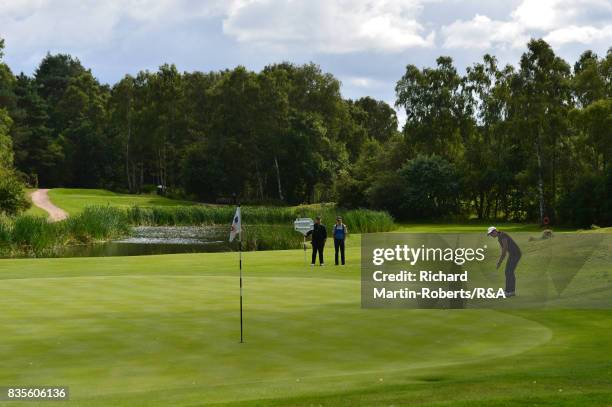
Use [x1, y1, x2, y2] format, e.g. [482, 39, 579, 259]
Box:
[1, 1, 116, 50]
[510, 0, 564, 31]
[441, 14, 526, 49]
[222, 0, 435, 53]
[544, 24, 612, 46]
[441, 0, 612, 49]
[0, 0, 227, 51]
[511, 0, 612, 31]
[3, 0, 610, 60]
[1, 0, 436, 56]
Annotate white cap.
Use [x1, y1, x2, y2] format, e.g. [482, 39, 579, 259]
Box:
[487, 226, 497, 235]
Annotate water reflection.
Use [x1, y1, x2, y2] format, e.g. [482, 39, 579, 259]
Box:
[58, 226, 233, 258]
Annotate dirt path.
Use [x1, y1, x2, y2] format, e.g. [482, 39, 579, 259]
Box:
[30, 189, 69, 222]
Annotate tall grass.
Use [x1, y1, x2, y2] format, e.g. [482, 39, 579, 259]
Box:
[0, 214, 12, 244]
[127, 206, 236, 226]
[1, 204, 395, 257]
[1, 206, 131, 257]
[126, 205, 395, 233]
[241, 226, 303, 251]
[120, 204, 397, 254]
[67, 207, 130, 242]
[11, 215, 64, 253]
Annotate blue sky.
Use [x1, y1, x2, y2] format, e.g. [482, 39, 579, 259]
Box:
[1, 0, 611, 121]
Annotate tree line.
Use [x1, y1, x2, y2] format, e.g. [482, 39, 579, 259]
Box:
[0, 37, 610, 226]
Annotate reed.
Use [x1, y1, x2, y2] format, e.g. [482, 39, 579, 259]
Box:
[67, 206, 130, 242]
[2, 206, 131, 257]
[0, 214, 12, 245]
[1, 204, 395, 257]
[10, 215, 63, 254]
[241, 225, 303, 251]
[125, 205, 395, 233]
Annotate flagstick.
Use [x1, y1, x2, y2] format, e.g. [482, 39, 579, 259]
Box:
[303, 235, 306, 269]
[239, 232, 243, 344]
[238, 204, 244, 344]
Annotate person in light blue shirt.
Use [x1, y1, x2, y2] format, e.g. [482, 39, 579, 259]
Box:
[333, 216, 348, 266]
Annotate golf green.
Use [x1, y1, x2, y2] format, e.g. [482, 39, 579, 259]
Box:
[0, 239, 610, 406]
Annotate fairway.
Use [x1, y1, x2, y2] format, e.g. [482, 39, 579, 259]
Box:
[1, 238, 611, 406]
[44, 189, 198, 215]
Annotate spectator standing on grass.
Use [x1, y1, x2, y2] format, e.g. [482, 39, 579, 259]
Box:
[487, 226, 522, 297]
[333, 216, 348, 266]
[306, 216, 327, 266]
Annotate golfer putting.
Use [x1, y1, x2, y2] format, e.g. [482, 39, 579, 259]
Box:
[487, 226, 521, 297]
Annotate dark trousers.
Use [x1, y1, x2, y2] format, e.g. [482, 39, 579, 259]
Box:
[311, 241, 325, 265]
[334, 238, 345, 265]
[505, 254, 521, 293]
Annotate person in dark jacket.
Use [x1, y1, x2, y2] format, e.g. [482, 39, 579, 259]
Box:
[333, 216, 348, 265]
[306, 216, 327, 266]
[487, 226, 522, 297]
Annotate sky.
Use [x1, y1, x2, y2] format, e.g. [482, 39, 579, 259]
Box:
[1, 0, 611, 121]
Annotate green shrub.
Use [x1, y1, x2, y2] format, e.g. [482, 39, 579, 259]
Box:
[558, 170, 611, 228]
[140, 184, 157, 194]
[366, 155, 460, 220]
[0, 173, 31, 215]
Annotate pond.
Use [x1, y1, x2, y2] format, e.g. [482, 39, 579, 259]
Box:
[57, 226, 234, 257]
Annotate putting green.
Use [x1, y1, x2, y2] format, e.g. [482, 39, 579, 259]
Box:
[0, 233, 609, 406]
[0, 271, 550, 405]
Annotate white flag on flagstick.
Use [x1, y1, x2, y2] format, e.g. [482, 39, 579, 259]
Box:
[229, 206, 241, 242]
